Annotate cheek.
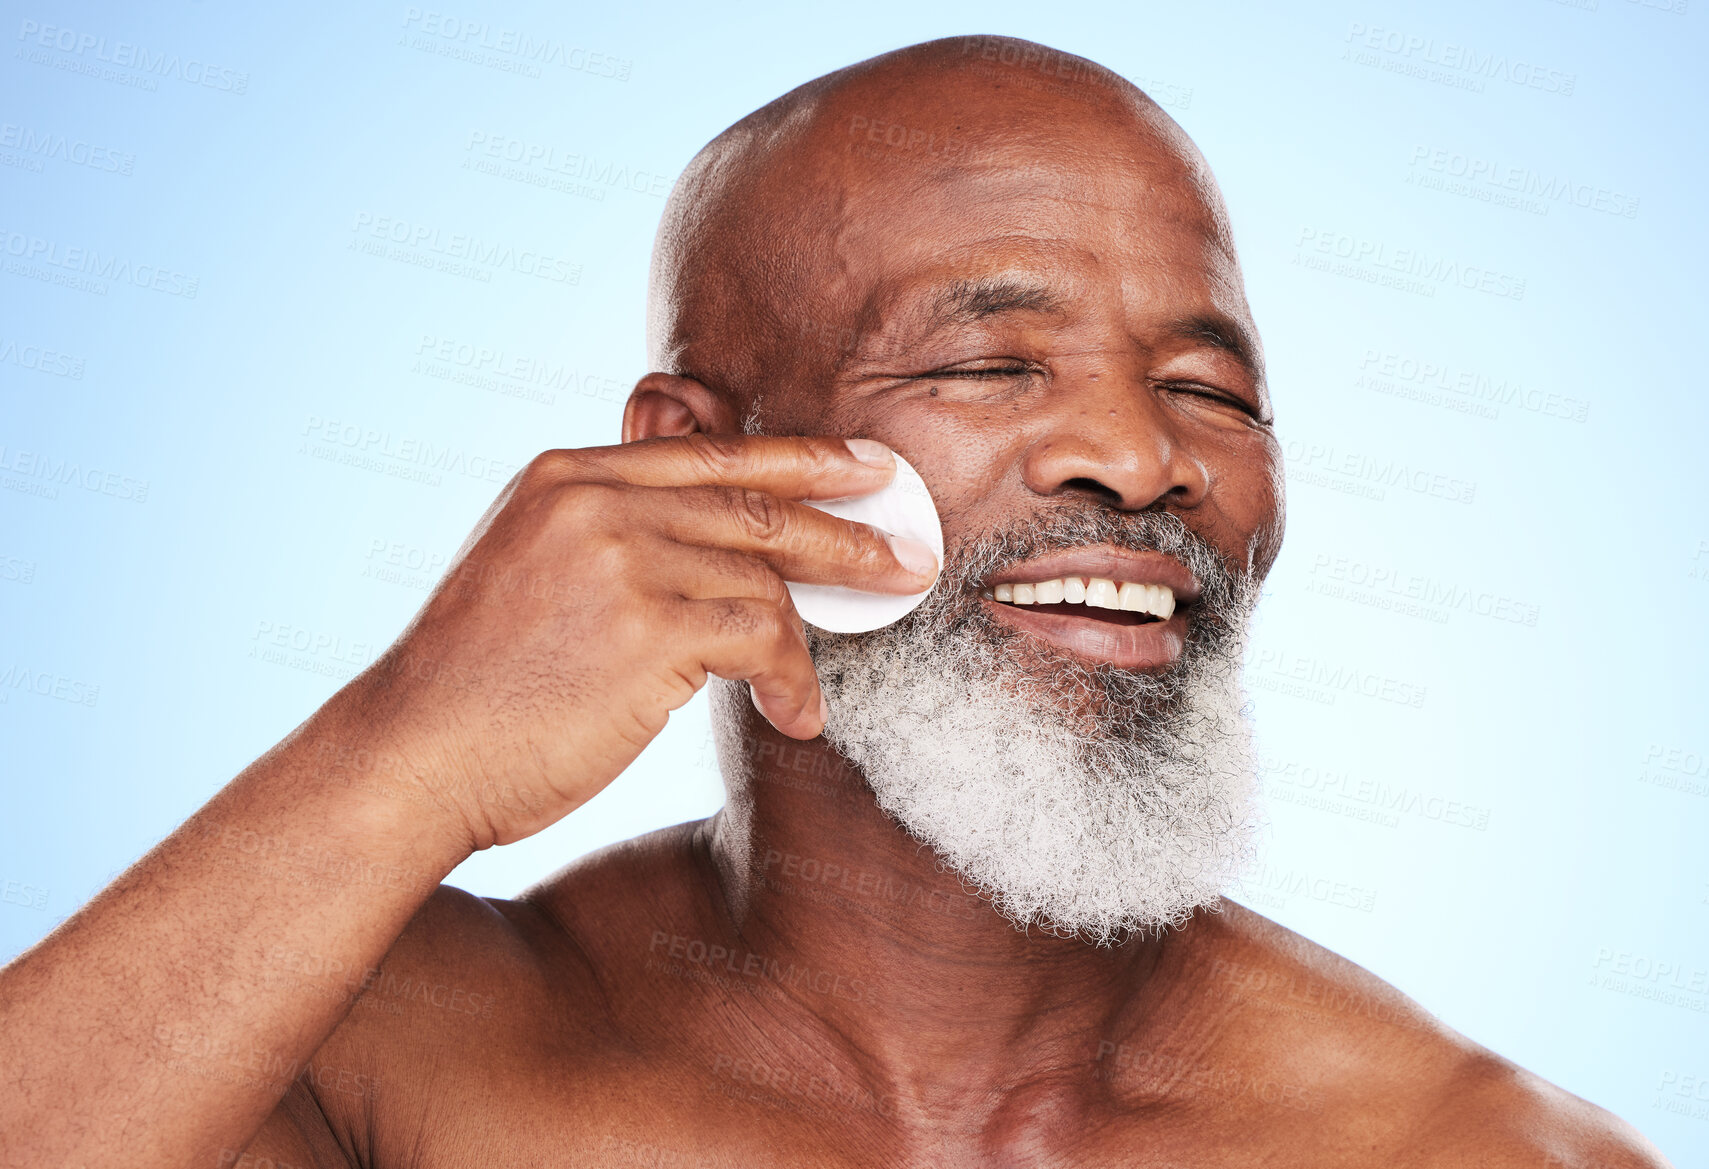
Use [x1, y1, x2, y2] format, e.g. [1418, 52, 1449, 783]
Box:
[841, 400, 1021, 534]
[1205, 430, 1285, 578]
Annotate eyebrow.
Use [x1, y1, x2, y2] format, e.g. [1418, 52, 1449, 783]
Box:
[930, 276, 1066, 326]
[907, 278, 1264, 386]
[1161, 313, 1264, 385]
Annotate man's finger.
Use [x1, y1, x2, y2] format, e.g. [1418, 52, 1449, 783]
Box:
[689, 596, 825, 740]
[566, 433, 899, 501]
[657, 486, 937, 594]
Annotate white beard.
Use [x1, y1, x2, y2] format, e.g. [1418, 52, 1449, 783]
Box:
[796, 510, 1264, 946]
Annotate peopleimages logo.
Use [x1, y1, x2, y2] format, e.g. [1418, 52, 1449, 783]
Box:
[0, 227, 200, 298]
[1308, 554, 1541, 627]
[1251, 648, 1428, 709]
[411, 334, 625, 405]
[349, 213, 580, 285]
[300, 415, 522, 486]
[1238, 864, 1378, 913]
[0, 664, 100, 707]
[463, 132, 671, 198]
[1282, 439, 1477, 505]
[0, 445, 149, 503]
[1407, 146, 1639, 220]
[0, 336, 85, 380]
[1356, 350, 1589, 423]
[1342, 22, 1577, 96]
[400, 8, 631, 81]
[0, 123, 134, 175]
[1636, 743, 1709, 799]
[15, 19, 250, 93]
[1296, 228, 1525, 301]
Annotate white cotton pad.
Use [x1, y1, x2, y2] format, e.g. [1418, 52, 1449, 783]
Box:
[787, 452, 943, 634]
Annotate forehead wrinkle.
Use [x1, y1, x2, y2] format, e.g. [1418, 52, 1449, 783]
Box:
[836, 256, 1086, 370]
[844, 241, 1254, 367]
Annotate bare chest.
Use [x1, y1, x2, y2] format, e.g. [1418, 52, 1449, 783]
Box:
[376, 1051, 1360, 1169]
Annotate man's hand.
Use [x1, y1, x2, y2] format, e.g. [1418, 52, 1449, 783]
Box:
[341, 433, 937, 851]
[0, 432, 935, 1169]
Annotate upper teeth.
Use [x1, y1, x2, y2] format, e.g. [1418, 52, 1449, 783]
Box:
[989, 578, 1175, 619]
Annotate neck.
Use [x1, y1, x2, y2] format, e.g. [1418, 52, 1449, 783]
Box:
[697, 687, 1195, 1116]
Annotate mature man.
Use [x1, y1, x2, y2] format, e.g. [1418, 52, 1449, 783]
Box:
[0, 35, 1669, 1169]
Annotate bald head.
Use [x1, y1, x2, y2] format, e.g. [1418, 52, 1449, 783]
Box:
[645, 35, 1249, 426]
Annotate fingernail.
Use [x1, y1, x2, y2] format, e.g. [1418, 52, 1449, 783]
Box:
[886, 534, 939, 578]
[844, 438, 894, 468]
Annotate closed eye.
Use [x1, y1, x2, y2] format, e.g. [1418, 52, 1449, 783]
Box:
[900, 360, 1043, 402]
[1162, 381, 1267, 422]
[916, 361, 1039, 379]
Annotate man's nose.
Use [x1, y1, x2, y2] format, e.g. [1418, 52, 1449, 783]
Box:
[1019, 375, 1210, 511]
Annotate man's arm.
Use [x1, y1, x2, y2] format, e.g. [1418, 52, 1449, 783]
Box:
[0, 430, 934, 1169]
[0, 714, 469, 1169]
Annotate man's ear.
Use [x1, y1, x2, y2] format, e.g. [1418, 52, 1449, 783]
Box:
[621, 372, 739, 443]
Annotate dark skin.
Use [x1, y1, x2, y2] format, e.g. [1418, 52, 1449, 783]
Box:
[0, 37, 1668, 1169]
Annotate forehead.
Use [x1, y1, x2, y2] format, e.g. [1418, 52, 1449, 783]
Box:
[802, 109, 1248, 339]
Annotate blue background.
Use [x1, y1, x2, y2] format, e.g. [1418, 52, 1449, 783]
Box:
[2, 1, 1705, 1160]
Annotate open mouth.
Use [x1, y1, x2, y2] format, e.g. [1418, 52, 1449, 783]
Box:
[981, 577, 1175, 627]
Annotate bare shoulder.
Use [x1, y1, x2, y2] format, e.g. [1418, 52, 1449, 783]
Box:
[1408, 1054, 1676, 1169]
[322, 815, 707, 1039]
[253, 821, 711, 1167]
[304, 877, 589, 1079]
[1190, 902, 1672, 1168]
[327, 816, 711, 1044]
[513, 816, 720, 988]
